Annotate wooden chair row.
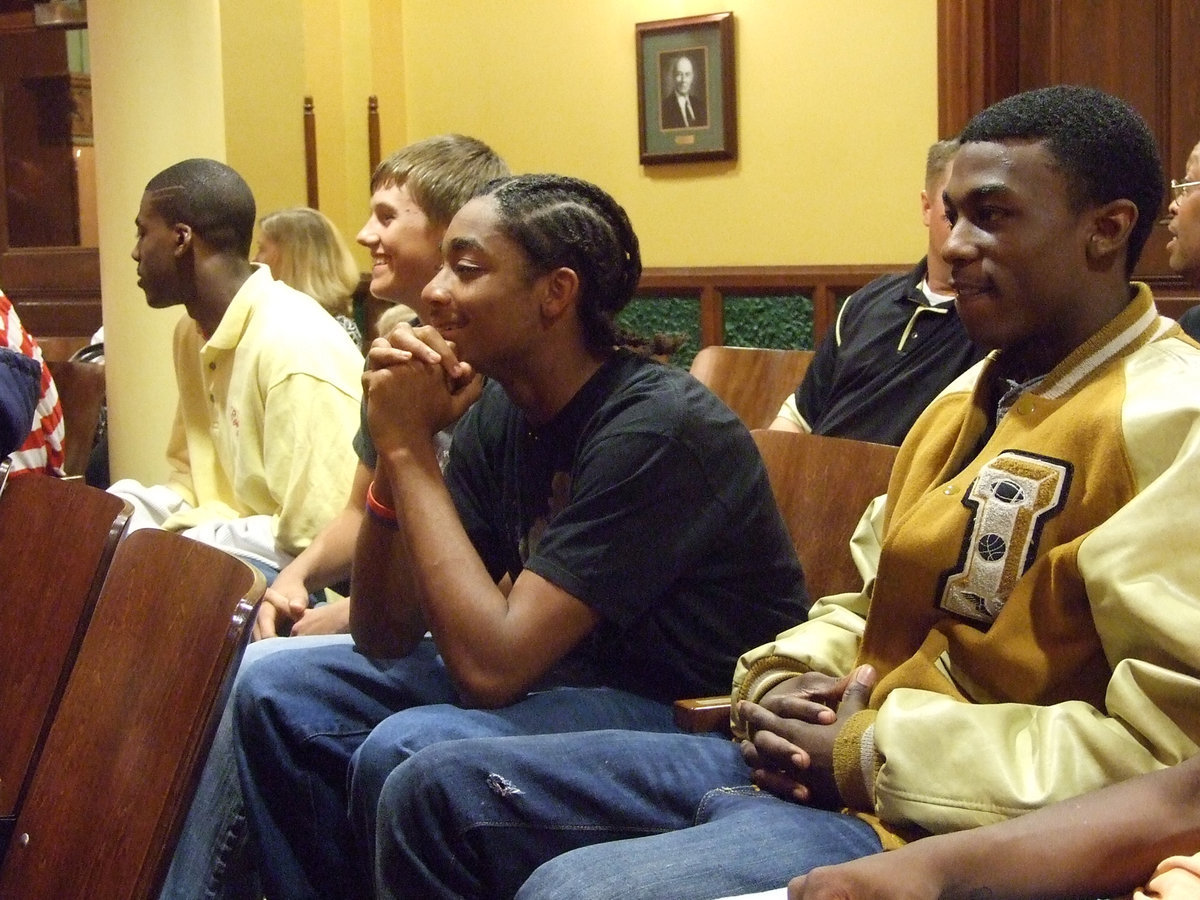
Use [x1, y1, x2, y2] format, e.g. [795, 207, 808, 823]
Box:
[688, 345, 814, 431]
[0, 474, 264, 899]
[674, 429, 898, 732]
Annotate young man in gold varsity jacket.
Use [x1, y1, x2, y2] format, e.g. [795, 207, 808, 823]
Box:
[362, 85, 1200, 900]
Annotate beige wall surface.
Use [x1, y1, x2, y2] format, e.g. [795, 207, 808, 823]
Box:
[395, 0, 939, 266]
[90, 0, 229, 482]
[90, 0, 937, 481]
[223, 0, 308, 228]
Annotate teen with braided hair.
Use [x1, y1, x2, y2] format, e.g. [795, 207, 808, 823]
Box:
[232, 173, 807, 900]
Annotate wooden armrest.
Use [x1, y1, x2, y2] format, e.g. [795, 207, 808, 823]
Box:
[673, 695, 733, 734]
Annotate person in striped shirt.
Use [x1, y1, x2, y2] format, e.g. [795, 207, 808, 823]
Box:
[0, 289, 64, 476]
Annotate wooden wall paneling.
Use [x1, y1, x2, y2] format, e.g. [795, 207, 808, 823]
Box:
[0, 17, 100, 338]
[937, 0, 1020, 139]
[698, 285, 724, 348]
[937, 0, 1200, 286]
[1168, 0, 1200, 176]
[635, 265, 906, 350]
[1, 246, 100, 338]
[1019, 0, 1174, 276]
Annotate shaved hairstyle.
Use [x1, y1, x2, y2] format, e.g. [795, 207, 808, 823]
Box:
[143, 158, 256, 257]
[925, 138, 958, 191]
[958, 85, 1164, 275]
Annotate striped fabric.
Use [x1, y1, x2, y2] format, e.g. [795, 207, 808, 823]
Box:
[0, 291, 65, 476]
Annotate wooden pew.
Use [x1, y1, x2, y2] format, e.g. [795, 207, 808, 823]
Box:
[674, 429, 898, 733]
[0, 529, 265, 899]
[0, 475, 130, 854]
[45, 358, 105, 478]
[689, 346, 814, 430]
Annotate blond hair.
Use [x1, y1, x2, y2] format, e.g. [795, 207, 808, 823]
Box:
[925, 138, 958, 191]
[258, 207, 359, 317]
[371, 134, 509, 228]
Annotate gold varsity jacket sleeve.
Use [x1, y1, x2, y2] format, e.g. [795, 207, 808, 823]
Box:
[864, 340, 1200, 836]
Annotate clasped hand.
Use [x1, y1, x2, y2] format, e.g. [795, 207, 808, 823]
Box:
[737, 665, 876, 809]
[363, 321, 483, 452]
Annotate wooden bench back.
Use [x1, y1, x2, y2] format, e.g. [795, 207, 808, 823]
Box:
[45, 359, 105, 478]
[689, 346, 814, 430]
[0, 476, 129, 826]
[0, 529, 264, 900]
[751, 428, 897, 600]
[674, 430, 899, 732]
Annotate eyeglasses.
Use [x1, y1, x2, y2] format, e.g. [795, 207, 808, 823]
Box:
[1171, 179, 1200, 201]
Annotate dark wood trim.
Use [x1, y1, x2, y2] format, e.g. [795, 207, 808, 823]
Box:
[937, 0, 1020, 138]
[0, 10, 35, 30]
[368, 95, 380, 177]
[1139, 273, 1200, 321]
[303, 95, 318, 209]
[1, 245, 100, 337]
[633, 264, 1200, 349]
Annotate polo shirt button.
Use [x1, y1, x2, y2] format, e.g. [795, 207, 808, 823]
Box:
[943, 484, 958, 495]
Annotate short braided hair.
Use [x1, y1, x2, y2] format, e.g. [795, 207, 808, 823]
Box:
[478, 174, 674, 356]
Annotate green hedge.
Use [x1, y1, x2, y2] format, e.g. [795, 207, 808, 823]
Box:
[618, 294, 817, 369]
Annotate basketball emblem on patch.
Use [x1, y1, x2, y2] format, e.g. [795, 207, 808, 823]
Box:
[939, 451, 1071, 625]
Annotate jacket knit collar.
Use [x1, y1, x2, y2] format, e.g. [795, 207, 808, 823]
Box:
[1019, 282, 1161, 402]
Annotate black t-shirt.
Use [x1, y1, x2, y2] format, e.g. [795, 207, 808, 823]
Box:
[445, 349, 807, 703]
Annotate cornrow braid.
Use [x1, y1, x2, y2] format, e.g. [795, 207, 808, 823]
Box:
[480, 174, 677, 357]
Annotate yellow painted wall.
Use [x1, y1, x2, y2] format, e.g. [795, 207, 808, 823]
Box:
[222, 0, 308, 223]
[300, 0, 374, 266]
[89, 0, 229, 482]
[368, 0, 409, 165]
[89, 0, 936, 481]
[395, 0, 940, 266]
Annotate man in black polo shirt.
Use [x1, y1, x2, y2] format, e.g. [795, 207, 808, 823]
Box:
[771, 139, 984, 445]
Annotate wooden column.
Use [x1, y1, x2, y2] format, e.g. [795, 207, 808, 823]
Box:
[368, 95, 381, 176]
[303, 95, 318, 208]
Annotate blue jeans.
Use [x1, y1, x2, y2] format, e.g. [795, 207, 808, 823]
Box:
[233, 639, 681, 900]
[159, 633, 354, 900]
[375, 730, 883, 900]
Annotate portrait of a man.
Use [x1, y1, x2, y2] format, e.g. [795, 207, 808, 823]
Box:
[660, 51, 708, 130]
[637, 13, 735, 163]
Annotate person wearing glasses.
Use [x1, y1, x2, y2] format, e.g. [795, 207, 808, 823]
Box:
[720, 143, 1200, 900]
[1170, 142, 1200, 340]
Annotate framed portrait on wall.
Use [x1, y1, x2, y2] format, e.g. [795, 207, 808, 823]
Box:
[636, 12, 736, 165]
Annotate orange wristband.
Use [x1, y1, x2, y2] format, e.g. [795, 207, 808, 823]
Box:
[365, 480, 398, 526]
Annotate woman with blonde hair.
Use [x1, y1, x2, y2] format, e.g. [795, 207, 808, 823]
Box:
[254, 206, 363, 345]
